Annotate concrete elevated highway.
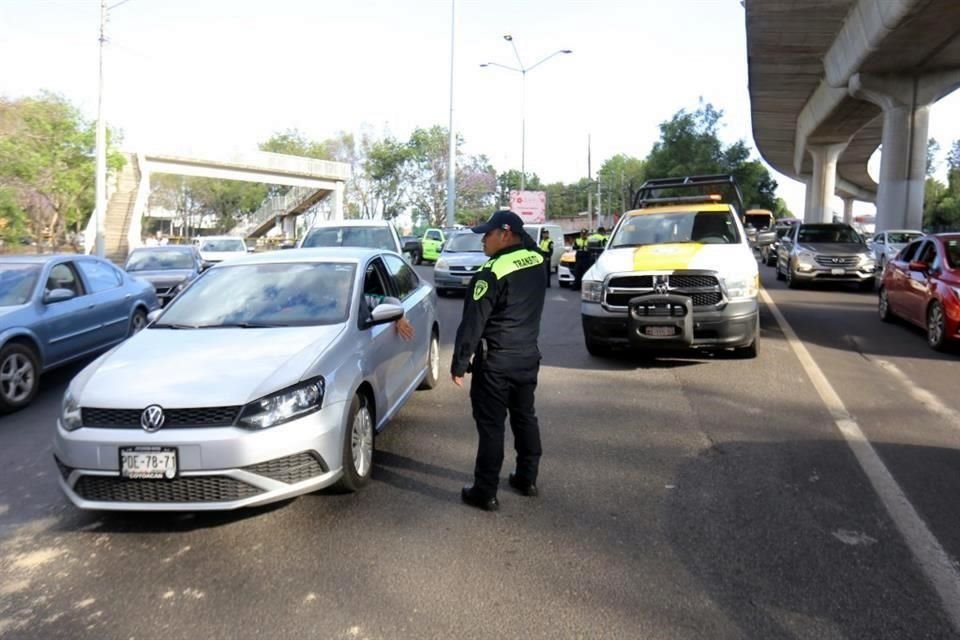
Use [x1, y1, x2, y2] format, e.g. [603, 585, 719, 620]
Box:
[746, 0, 960, 230]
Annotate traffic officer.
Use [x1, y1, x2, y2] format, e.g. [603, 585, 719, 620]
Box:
[572, 228, 590, 290]
[538, 229, 554, 288]
[451, 210, 546, 512]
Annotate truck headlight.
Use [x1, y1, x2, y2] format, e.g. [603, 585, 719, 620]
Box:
[796, 250, 815, 265]
[582, 281, 604, 303]
[435, 259, 449, 271]
[61, 389, 83, 431]
[237, 377, 325, 430]
[725, 273, 759, 300]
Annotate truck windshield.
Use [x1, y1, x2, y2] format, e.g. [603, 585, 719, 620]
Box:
[301, 227, 396, 251]
[611, 211, 741, 247]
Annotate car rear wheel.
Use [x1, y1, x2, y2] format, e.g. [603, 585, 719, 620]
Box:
[418, 330, 440, 390]
[129, 308, 148, 336]
[336, 394, 374, 492]
[878, 288, 894, 322]
[775, 261, 785, 281]
[927, 301, 948, 351]
[0, 343, 40, 413]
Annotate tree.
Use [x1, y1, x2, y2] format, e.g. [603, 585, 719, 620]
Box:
[365, 135, 409, 220]
[923, 139, 960, 231]
[0, 93, 125, 246]
[598, 154, 646, 214]
[456, 154, 497, 224]
[927, 138, 941, 177]
[496, 170, 542, 206]
[406, 126, 454, 228]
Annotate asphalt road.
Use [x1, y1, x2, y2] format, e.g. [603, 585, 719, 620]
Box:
[0, 263, 958, 639]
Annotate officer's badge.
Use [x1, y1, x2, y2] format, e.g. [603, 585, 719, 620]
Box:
[473, 280, 489, 301]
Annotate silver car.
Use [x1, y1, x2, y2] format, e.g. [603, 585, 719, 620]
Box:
[433, 231, 487, 296]
[54, 248, 440, 511]
[776, 223, 876, 290]
[867, 229, 924, 272]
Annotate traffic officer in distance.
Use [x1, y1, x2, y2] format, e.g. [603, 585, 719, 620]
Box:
[572, 228, 590, 290]
[538, 229, 554, 288]
[451, 210, 547, 512]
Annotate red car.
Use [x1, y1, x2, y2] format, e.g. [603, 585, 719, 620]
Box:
[879, 234, 960, 350]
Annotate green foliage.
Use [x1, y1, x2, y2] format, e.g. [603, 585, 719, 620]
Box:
[923, 140, 960, 231]
[0, 93, 125, 244]
[597, 154, 646, 215]
[496, 170, 542, 206]
[365, 136, 410, 220]
[927, 138, 941, 177]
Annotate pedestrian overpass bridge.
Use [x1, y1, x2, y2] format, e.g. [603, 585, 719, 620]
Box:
[746, 0, 960, 230]
[85, 149, 350, 262]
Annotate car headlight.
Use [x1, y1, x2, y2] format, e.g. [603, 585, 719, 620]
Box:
[796, 249, 815, 264]
[435, 259, 449, 270]
[857, 252, 875, 268]
[725, 273, 759, 300]
[582, 280, 604, 303]
[237, 377, 325, 430]
[61, 389, 83, 431]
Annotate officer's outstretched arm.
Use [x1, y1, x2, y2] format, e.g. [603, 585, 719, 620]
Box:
[451, 272, 499, 377]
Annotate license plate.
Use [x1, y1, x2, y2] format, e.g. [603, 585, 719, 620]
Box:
[120, 447, 178, 480]
[462, 277, 472, 285]
[644, 326, 676, 337]
[831, 268, 845, 275]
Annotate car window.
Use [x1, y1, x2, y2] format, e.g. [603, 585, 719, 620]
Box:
[301, 226, 396, 251]
[0, 264, 42, 306]
[201, 238, 245, 252]
[887, 232, 922, 244]
[425, 230, 441, 241]
[872, 234, 885, 244]
[46, 262, 84, 297]
[944, 238, 960, 269]
[77, 260, 123, 293]
[383, 254, 419, 300]
[444, 233, 483, 252]
[899, 241, 922, 263]
[362, 258, 390, 312]
[797, 225, 861, 244]
[916, 241, 937, 265]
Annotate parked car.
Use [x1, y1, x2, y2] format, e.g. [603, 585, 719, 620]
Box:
[776, 222, 876, 290]
[420, 227, 446, 263]
[867, 229, 924, 273]
[54, 247, 440, 511]
[0, 255, 159, 413]
[434, 231, 487, 296]
[299, 220, 404, 255]
[196, 236, 249, 265]
[558, 249, 576, 287]
[879, 234, 960, 351]
[522, 223, 565, 273]
[401, 236, 423, 265]
[760, 220, 800, 266]
[125, 245, 204, 307]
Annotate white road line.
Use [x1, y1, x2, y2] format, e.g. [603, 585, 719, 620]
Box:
[760, 289, 960, 632]
[871, 358, 960, 435]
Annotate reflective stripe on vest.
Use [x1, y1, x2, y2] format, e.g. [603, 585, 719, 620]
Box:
[481, 249, 544, 280]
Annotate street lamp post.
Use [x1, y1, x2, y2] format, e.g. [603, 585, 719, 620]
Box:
[481, 36, 571, 192]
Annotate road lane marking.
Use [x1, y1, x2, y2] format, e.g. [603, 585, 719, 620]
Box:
[871, 357, 960, 435]
[760, 289, 960, 632]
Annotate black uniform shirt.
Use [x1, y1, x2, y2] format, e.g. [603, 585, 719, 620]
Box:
[451, 244, 547, 376]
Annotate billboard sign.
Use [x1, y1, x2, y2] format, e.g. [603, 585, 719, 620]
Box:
[509, 190, 546, 223]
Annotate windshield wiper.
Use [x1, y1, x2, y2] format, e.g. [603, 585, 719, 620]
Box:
[151, 322, 198, 329]
[196, 322, 285, 329]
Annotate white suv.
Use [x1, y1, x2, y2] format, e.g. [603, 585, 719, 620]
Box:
[298, 220, 403, 254]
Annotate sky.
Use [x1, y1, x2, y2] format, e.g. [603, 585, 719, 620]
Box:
[2, 0, 959, 219]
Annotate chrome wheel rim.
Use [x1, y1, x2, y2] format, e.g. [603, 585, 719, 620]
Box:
[429, 335, 439, 381]
[879, 290, 889, 318]
[131, 312, 147, 333]
[0, 353, 34, 403]
[928, 304, 945, 346]
[351, 405, 373, 477]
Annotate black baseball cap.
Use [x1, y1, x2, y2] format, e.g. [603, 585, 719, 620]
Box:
[471, 210, 525, 235]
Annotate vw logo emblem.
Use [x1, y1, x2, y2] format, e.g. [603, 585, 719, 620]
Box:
[140, 405, 166, 432]
[654, 276, 670, 295]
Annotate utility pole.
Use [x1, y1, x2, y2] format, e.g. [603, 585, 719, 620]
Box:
[586, 134, 592, 231]
[94, 0, 108, 257]
[445, 0, 456, 228]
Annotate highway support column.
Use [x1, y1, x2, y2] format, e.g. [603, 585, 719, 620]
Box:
[805, 143, 847, 223]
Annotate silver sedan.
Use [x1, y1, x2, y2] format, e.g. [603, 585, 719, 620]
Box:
[54, 248, 440, 511]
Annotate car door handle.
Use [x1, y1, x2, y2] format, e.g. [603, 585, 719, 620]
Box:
[87, 305, 96, 310]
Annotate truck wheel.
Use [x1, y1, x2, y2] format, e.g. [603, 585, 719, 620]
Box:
[584, 333, 610, 357]
[413, 251, 422, 266]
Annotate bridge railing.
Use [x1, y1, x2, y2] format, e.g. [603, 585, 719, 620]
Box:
[231, 185, 319, 237]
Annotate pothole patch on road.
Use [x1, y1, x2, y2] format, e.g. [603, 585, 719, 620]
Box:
[832, 529, 878, 546]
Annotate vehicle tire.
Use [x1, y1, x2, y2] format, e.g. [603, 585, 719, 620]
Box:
[584, 333, 610, 357]
[0, 342, 40, 413]
[128, 308, 148, 336]
[336, 394, 374, 492]
[733, 340, 758, 359]
[858, 278, 875, 293]
[775, 261, 785, 281]
[436, 288, 448, 298]
[927, 301, 948, 352]
[418, 330, 440, 390]
[413, 251, 423, 266]
[878, 287, 894, 323]
[786, 266, 800, 289]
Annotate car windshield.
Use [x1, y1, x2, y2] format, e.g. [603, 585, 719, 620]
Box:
[155, 262, 356, 328]
[775, 226, 792, 238]
[797, 225, 862, 244]
[126, 250, 195, 272]
[888, 232, 923, 244]
[0, 264, 41, 307]
[201, 239, 245, 252]
[301, 227, 396, 251]
[944, 238, 960, 269]
[444, 233, 483, 252]
[611, 211, 741, 247]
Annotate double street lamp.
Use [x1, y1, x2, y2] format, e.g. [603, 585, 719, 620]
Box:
[481, 35, 572, 192]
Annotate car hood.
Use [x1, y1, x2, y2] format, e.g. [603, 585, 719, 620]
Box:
[72, 324, 344, 408]
[591, 243, 757, 276]
[797, 242, 867, 255]
[440, 252, 487, 268]
[129, 269, 195, 285]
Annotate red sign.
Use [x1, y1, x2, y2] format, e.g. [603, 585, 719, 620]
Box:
[509, 190, 546, 223]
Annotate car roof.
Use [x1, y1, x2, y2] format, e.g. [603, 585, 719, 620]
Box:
[625, 203, 732, 216]
[210, 247, 387, 267]
[306, 220, 396, 229]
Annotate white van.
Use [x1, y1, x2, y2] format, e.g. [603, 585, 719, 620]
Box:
[523, 223, 564, 272]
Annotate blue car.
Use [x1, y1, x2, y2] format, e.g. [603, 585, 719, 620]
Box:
[0, 255, 159, 413]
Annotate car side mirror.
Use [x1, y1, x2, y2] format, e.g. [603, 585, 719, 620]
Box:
[147, 309, 163, 324]
[199, 261, 213, 272]
[43, 288, 75, 304]
[368, 302, 404, 327]
[909, 260, 929, 273]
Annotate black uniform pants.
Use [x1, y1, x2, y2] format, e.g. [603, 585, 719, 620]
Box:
[469, 360, 542, 498]
[573, 250, 592, 290]
[543, 252, 552, 287]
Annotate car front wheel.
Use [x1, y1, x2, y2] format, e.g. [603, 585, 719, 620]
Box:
[336, 394, 374, 492]
[0, 343, 40, 413]
[878, 288, 893, 322]
[418, 330, 440, 390]
[129, 308, 148, 336]
[927, 301, 948, 351]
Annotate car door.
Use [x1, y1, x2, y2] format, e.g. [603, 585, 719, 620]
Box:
[382, 254, 430, 394]
[32, 261, 100, 367]
[778, 225, 796, 272]
[75, 258, 130, 345]
[358, 257, 409, 411]
[887, 240, 921, 320]
[902, 240, 937, 326]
